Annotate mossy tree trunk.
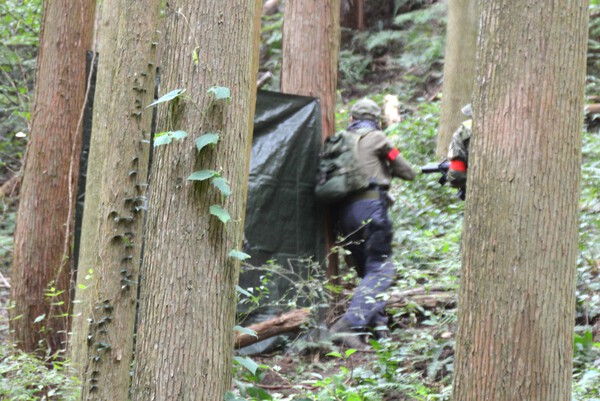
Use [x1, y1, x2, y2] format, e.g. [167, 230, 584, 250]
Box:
[130, 0, 261, 399]
[452, 1, 588, 400]
[68, 0, 161, 398]
[436, 0, 478, 158]
[9, 0, 95, 356]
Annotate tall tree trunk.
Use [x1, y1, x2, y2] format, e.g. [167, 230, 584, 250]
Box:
[436, 0, 478, 158]
[341, 0, 364, 31]
[281, 0, 341, 282]
[281, 0, 340, 138]
[130, 1, 261, 399]
[9, 0, 96, 356]
[68, 0, 160, 398]
[452, 2, 588, 400]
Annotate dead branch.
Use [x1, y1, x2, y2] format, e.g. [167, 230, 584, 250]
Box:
[0, 174, 21, 198]
[234, 308, 311, 349]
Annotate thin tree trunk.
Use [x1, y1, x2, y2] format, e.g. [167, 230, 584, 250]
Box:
[130, 1, 261, 399]
[452, 1, 588, 400]
[9, 0, 95, 356]
[436, 0, 478, 158]
[68, 0, 160, 398]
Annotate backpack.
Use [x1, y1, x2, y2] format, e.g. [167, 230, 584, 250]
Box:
[314, 128, 372, 203]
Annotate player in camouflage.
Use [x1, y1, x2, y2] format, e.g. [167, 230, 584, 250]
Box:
[329, 98, 416, 348]
[446, 104, 472, 189]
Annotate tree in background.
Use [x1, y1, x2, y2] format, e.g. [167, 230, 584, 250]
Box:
[341, 0, 364, 31]
[9, 0, 95, 356]
[281, 0, 340, 139]
[68, 0, 161, 397]
[436, 0, 478, 158]
[130, 0, 261, 399]
[281, 0, 341, 281]
[453, 1, 589, 400]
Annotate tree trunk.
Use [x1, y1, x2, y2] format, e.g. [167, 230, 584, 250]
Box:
[436, 0, 478, 158]
[130, 1, 261, 399]
[68, 0, 160, 398]
[9, 0, 95, 356]
[341, 0, 365, 31]
[452, 2, 588, 400]
[281, 0, 341, 285]
[281, 0, 340, 139]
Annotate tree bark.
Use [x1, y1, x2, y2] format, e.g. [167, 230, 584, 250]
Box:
[341, 0, 365, 31]
[68, 0, 160, 398]
[452, 2, 588, 400]
[130, 1, 261, 399]
[281, 0, 341, 286]
[281, 0, 340, 139]
[9, 0, 96, 356]
[436, 0, 478, 158]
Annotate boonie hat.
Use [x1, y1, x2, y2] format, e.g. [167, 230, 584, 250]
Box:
[351, 98, 381, 121]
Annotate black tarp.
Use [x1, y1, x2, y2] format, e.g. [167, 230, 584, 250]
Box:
[243, 90, 325, 267]
[238, 91, 326, 353]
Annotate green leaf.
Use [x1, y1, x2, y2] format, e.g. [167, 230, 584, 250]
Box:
[192, 46, 199, 65]
[146, 88, 185, 108]
[170, 130, 188, 140]
[153, 131, 187, 147]
[210, 205, 230, 224]
[212, 176, 231, 197]
[229, 250, 251, 261]
[236, 285, 253, 297]
[187, 170, 218, 181]
[153, 133, 172, 147]
[207, 86, 231, 101]
[326, 351, 342, 358]
[33, 314, 46, 324]
[233, 325, 258, 338]
[195, 133, 220, 152]
[233, 356, 259, 375]
[345, 349, 357, 357]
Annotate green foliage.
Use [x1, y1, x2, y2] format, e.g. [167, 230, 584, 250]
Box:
[146, 88, 186, 108]
[338, 49, 373, 89]
[195, 132, 220, 151]
[391, 2, 447, 73]
[0, 0, 40, 177]
[210, 204, 231, 224]
[153, 130, 188, 147]
[0, 345, 80, 400]
[207, 86, 231, 102]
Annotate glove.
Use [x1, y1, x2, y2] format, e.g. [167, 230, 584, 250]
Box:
[447, 159, 467, 188]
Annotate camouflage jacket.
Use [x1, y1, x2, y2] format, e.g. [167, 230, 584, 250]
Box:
[447, 119, 472, 163]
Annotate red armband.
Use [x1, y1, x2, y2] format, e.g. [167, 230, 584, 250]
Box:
[449, 159, 467, 172]
[387, 148, 400, 161]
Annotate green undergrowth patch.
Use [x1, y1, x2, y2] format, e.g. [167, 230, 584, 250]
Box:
[0, 345, 80, 401]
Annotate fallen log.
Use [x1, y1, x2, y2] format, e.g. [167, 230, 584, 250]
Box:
[233, 286, 457, 349]
[234, 308, 311, 349]
[386, 286, 457, 309]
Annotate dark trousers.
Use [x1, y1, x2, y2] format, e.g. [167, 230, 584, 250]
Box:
[336, 192, 395, 329]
